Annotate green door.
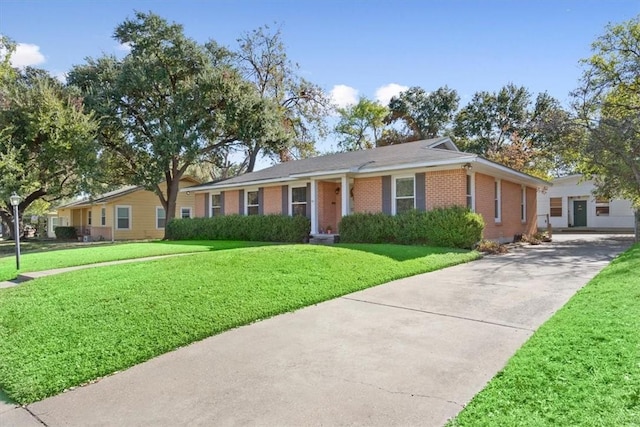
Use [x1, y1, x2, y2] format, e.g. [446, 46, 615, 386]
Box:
[573, 200, 587, 227]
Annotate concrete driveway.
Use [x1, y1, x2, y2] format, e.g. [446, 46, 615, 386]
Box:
[2, 234, 633, 426]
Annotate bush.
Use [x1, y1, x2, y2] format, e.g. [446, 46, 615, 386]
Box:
[166, 214, 310, 243]
[339, 206, 484, 249]
[54, 226, 77, 240]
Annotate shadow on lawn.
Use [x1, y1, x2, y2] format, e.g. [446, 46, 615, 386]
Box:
[157, 240, 274, 251]
[0, 388, 14, 405]
[335, 243, 468, 261]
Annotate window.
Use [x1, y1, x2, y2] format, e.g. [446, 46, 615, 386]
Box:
[211, 194, 222, 217]
[521, 186, 527, 222]
[116, 206, 131, 230]
[291, 186, 308, 216]
[595, 197, 610, 216]
[494, 179, 501, 222]
[101, 207, 106, 226]
[247, 190, 259, 215]
[181, 207, 192, 219]
[466, 174, 473, 210]
[550, 197, 562, 217]
[156, 207, 166, 229]
[395, 177, 415, 214]
[87, 210, 92, 226]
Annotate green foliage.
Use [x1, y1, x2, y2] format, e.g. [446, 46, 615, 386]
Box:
[0, 243, 478, 404]
[166, 214, 311, 243]
[53, 226, 77, 240]
[449, 244, 640, 426]
[335, 97, 388, 151]
[339, 206, 484, 249]
[385, 86, 460, 143]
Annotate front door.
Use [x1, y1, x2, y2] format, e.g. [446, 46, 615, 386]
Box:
[573, 200, 587, 227]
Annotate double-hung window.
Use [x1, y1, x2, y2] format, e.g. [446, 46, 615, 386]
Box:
[156, 207, 166, 229]
[211, 194, 222, 217]
[116, 206, 131, 230]
[466, 174, 474, 210]
[291, 186, 307, 216]
[395, 177, 415, 214]
[181, 207, 192, 219]
[521, 186, 527, 222]
[101, 207, 106, 226]
[550, 197, 562, 217]
[595, 197, 610, 216]
[87, 210, 92, 226]
[247, 190, 259, 215]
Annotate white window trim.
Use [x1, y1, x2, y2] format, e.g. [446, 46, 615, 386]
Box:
[392, 175, 416, 215]
[156, 206, 166, 229]
[245, 188, 260, 215]
[467, 172, 476, 212]
[100, 207, 106, 226]
[494, 179, 502, 223]
[210, 193, 221, 217]
[289, 185, 309, 216]
[115, 205, 132, 230]
[180, 207, 192, 219]
[521, 185, 527, 223]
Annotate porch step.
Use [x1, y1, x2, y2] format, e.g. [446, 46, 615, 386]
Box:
[309, 234, 340, 245]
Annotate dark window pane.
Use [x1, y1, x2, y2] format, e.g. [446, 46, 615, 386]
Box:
[247, 206, 259, 216]
[212, 194, 221, 207]
[396, 178, 414, 197]
[212, 207, 222, 217]
[292, 187, 307, 203]
[396, 198, 414, 214]
[117, 218, 129, 229]
[292, 203, 307, 216]
[247, 191, 259, 206]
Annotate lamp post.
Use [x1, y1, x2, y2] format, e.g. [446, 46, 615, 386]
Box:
[9, 192, 21, 270]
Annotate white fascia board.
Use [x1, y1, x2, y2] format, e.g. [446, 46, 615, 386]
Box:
[474, 158, 552, 187]
[359, 156, 477, 174]
[289, 169, 351, 179]
[182, 176, 299, 192]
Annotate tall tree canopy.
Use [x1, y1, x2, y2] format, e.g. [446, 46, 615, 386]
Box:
[334, 97, 388, 151]
[384, 86, 459, 143]
[232, 26, 331, 172]
[572, 16, 640, 240]
[0, 39, 98, 238]
[68, 12, 286, 237]
[453, 83, 568, 177]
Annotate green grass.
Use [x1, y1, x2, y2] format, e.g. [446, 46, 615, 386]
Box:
[0, 243, 478, 404]
[0, 240, 266, 281]
[449, 243, 640, 426]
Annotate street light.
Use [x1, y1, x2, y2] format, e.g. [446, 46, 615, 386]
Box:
[9, 192, 21, 270]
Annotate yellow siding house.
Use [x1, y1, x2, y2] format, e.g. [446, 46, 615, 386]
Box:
[52, 177, 198, 240]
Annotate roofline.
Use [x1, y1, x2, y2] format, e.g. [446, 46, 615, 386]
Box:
[474, 158, 552, 187]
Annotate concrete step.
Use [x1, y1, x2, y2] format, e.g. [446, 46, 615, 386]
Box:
[309, 234, 340, 244]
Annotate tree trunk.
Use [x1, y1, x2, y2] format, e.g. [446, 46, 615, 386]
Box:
[0, 209, 20, 240]
[162, 176, 182, 240]
[246, 145, 260, 173]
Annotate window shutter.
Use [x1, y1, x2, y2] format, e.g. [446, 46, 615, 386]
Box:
[281, 185, 289, 215]
[220, 192, 225, 216]
[204, 194, 210, 218]
[239, 189, 245, 215]
[258, 188, 264, 215]
[415, 172, 426, 211]
[382, 176, 392, 214]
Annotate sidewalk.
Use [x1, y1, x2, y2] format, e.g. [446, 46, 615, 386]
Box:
[2, 234, 633, 426]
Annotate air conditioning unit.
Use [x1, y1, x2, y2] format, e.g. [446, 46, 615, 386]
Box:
[82, 235, 91, 242]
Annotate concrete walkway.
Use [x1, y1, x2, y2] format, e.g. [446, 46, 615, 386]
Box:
[1, 234, 633, 426]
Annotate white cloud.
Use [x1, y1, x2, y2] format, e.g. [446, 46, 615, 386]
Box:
[53, 71, 67, 83]
[10, 43, 46, 68]
[117, 42, 132, 52]
[375, 83, 409, 105]
[330, 84, 358, 108]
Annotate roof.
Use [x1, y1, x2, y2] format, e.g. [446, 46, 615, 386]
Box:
[186, 137, 550, 191]
[56, 176, 201, 209]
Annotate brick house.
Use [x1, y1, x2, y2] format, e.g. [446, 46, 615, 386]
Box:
[185, 138, 549, 242]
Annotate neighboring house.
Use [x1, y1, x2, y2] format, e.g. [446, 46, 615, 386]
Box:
[184, 137, 549, 242]
[537, 174, 635, 231]
[51, 177, 199, 240]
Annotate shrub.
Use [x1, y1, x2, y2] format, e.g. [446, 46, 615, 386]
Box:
[54, 226, 77, 240]
[166, 214, 310, 243]
[339, 206, 484, 249]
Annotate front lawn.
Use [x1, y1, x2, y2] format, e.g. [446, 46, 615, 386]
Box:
[0, 240, 264, 281]
[0, 243, 479, 404]
[449, 243, 640, 426]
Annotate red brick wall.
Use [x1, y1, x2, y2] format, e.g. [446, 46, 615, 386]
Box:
[425, 169, 467, 209]
[353, 177, 382, 213]
[475, 172, 538, 241]
[224, 190, 240, 215]
[263, 186, 282, 214]
[194, 193, 206, 217]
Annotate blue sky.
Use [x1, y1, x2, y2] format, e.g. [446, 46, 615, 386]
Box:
[1, 0, 638, 156]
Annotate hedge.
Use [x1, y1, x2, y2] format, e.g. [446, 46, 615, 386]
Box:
[54, 226, 77, 240]
[339, 206, 484, 249]
[166, 214, 311, 243]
